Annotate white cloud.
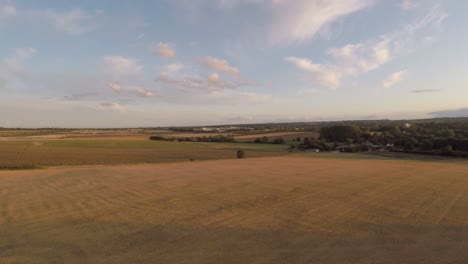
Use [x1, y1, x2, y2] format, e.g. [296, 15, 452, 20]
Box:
[41, 9, 92, 34]
[208, 72, 220, 83]
[103, 56, 143, 76]
[238, 91, 272, 103]
[158, 71, 238, 91]
[0, 48, 36, 78]
[0, 1, 16, 17]
[285, 5, 447, 89]
[133, 87, 156, 97]
[1, 3, 98, 34]
[196, 56, 239, 77]
[97, 103, 127, 112]
[199, 0, 374, 46]
[155, 43, 176, 58]
[382, 70, 407, 88]
[400, 0, 417, 11]
[163, 63, 184, 73]
[108, 81, 122, 92]
[285, 57, 341, 88]
[268, 0, 374, 45]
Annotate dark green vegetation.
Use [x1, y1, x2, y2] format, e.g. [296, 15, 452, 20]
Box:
[0, 140, 287, 168]
[150, 134, 236, 143]
[268, 118, 468, 158]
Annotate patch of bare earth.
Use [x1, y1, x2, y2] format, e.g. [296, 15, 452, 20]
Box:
[1, 157, 467, 263]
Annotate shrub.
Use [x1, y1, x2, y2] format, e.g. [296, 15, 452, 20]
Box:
[273, 138, 285, 144]
[237, 150, 245, 159]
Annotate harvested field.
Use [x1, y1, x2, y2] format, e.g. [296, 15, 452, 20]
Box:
[0, 140, 286, 168]
[1, 157, 467, 263]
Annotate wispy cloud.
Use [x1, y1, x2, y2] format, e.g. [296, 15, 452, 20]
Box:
[133, 87, 157, 97]
[1, 2, 98, 34]
[39, 9, 94, 34]
[97, 102, 127, 112]
[0, 48, 36, 80]
[267, 0, 375, 45]
[157, 71, 242, 92]
[155, 43, 176, 58]
[108, 81, 122, 92]
[196, 56, 239, 77]
[285, 57, 341, 88]
[103, 56, 143, 76]
[206, 0, 375, 46]
[411, 89, 440, 93]
[0, 1, 16, 17]
[163, 63, 184, 73]
[382, 70, 407, 88]
[285, 4, 447, 89]
[400, 0, 418, 11]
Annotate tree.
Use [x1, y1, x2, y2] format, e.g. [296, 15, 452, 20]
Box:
[320, 125, 361, 142]
[237, 150, 246, 159]
[387, 126, 402, 137]
[441, 129, 455, 138]
[273, 138, 285, 144]
[420, 139, 434, 150]
[395, 136, 417, 150]
[254, 138, 262, 144]
[261, 136, 269, 143]
[442, 145, 454, 155]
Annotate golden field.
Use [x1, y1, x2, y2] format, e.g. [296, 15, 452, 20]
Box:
[1, 157, 467, 263]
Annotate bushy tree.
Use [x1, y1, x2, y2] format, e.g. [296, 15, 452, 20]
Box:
[273, 138, 285, 144]
[320, 125, 361, 142]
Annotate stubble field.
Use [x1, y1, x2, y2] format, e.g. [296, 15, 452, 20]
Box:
[1, 157, 467, 263]
[0, 139, 286, 168]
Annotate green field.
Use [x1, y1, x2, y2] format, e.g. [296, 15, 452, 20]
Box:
[0, 140, 288, 168]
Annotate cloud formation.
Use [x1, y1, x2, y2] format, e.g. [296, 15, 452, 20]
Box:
[97, 102, 127, 112]
[285, 5, 447, 89]
[0, 1, 16, 17]
[382, 70, 407, 88]
[411, 89, 440, 93]
[40, 9, 93, 34]
[103, 56, 143, 76]
[155, 43, 176, 58]
[1, 2, 97, 34]
[196, 57, 239, 77]
[0, 48, 36, 80]
[285, 57, 341, 88]
[400, 0, 418, 11]
[163, 63, 184, 73]
[205, 0, 374, 45]
[133, 87, 156, 97]
[108, 82, 122, 92]
[268, 0, 374, 45]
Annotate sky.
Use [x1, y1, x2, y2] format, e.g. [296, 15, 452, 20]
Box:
[0, 0, 467, 128]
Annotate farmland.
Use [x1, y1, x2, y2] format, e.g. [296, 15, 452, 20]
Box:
[1, 157, 468, 263]
[0, 139, 287, 168]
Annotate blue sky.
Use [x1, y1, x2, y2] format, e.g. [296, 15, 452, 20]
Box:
[0, 0, 467, 127]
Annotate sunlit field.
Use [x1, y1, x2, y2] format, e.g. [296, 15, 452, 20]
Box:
[1, 157, 468, 263]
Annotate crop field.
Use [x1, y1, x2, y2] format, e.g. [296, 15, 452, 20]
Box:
[1, 157, 467, 263]
[0, 139, 287, 168]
